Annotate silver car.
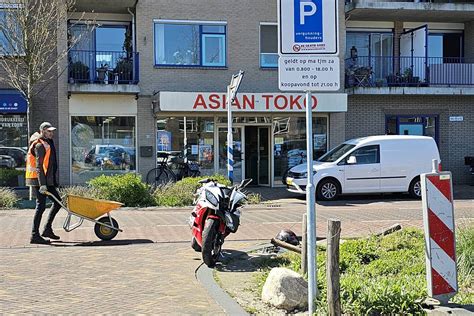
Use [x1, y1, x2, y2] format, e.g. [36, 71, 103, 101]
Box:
[0, 155, 16, 169]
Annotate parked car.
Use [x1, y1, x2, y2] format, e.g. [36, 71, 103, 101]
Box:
[285, 135, 441, 201]
[0, 155, 16, 169]
[85, 145, 135, 169]
[0, 147, 27, 167]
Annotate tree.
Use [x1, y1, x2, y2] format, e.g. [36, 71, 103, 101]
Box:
[0, 0, 93, 140]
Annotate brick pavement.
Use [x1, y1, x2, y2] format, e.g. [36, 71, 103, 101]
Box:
[0, 189, 472, 313]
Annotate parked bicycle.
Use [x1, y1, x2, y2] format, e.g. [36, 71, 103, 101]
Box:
[146, 151, 201, 188]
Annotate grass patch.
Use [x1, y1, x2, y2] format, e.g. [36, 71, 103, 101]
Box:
[0, 187, 19, 208]
[252, 227, 474, 314]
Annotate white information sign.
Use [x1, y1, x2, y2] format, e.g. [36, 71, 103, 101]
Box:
[279, 56, 340, 91]
[278, 0, 339, 55]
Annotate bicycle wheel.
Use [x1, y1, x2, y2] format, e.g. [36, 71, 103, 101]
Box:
[146, 167, 176, 187]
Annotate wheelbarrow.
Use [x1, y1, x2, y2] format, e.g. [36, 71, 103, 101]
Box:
[45, 192, 123, 241]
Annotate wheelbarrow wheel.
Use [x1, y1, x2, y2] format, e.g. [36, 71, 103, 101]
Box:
[94, 217, 119, 241]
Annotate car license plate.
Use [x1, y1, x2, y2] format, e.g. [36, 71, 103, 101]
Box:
[286, 177, 293, 185]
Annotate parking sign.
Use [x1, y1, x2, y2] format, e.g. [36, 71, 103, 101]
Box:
[278, 0, 339, 55]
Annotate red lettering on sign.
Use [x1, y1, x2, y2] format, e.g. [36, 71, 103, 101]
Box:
[208, 94, 221, 109]
[243, 95, 255, 110]
[303, 96, 318, 109]
[193, 95, 207, 109]
[274, 95, 288, 110]
[289, 95, 303, 110]
[233, 97, 242, 109]
[262, 95, 273, 110]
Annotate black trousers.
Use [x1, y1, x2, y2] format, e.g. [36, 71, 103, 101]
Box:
[31, 186, 62, 236]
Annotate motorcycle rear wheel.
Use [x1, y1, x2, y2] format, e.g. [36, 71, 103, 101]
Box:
[201, 218, 221, 268]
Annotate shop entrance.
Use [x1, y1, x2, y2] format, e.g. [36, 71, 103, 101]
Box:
[217, 125, 270, 186]
[245, 126, 269, 186]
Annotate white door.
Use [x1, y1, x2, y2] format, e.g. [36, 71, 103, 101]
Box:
[343, 145, 381, 193]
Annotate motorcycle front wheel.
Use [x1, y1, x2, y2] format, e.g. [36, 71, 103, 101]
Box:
[201, 218, 221, 268]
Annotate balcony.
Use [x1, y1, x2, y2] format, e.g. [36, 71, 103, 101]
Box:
[68, 50, 140, 95]
[345, 1, 474, 22]
[345, 56, 474, 94]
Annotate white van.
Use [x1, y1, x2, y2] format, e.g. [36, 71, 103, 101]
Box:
[286, 135, 440, 200]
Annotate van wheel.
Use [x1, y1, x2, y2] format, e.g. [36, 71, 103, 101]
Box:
[317, 179, 339, 201]
[409, 177, 422, 199]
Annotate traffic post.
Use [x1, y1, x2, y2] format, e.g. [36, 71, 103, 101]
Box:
[278, 0, 339, 313]
[421, 160, 458, 304]
[226, 71, 244, 184]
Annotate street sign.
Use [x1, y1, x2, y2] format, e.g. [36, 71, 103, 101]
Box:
[278, 0, 339, 55]
[278, 56, 340, 91]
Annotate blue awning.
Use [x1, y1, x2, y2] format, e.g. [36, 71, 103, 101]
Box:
[0, 90, 27, 114]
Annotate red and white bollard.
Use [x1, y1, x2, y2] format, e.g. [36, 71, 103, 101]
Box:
[421, 159, 457, 304]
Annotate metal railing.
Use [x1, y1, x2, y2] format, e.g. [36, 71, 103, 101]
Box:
[68, 50, 139, 84]
[345, 56, 474, 88]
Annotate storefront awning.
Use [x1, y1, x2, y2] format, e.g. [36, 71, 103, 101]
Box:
[0, 90, 27, 113]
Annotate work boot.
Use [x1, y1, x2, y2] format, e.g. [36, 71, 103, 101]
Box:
[30, 235, 51, 244]
[42, 228, 60, 240]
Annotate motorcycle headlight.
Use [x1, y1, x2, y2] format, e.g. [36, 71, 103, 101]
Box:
[205, 189, 219, 207]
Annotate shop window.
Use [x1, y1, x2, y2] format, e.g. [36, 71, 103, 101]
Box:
[260, 24, 278, 68]
[385, 115, 438, 143]
[0, 114, 27, 187]
[154, 21, 226, 67]
[157, 117, 215, 176]
[273, 116, 328, 182]
[71, 116, 136, 184]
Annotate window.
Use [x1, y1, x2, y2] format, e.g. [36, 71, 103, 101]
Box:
[428, 33, 463, 61]
[260, 24, 278, 68]
[71, 116, 136, 184]
[349, 145, 380, 165]
[0, 9, 22, 55]
[154, 21, 226, 67]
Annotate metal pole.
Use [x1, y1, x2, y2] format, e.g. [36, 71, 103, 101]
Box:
[183, 116, 188, 163]
[227, 85, 233, 184]
[305, 90, 317, 313]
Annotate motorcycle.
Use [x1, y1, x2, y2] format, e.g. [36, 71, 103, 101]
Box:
[189, 178, 252, 267]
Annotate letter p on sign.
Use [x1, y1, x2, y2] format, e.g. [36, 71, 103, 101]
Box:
[300, 1, 317, 24]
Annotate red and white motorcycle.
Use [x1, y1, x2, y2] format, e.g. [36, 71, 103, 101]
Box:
[189, 178, 252, 267]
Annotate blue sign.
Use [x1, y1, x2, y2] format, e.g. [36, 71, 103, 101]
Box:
[294, 0, 323, 43]
[0, 90, 27, 113]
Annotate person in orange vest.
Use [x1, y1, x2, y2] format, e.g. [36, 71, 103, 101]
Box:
[26, 122, 62, 244]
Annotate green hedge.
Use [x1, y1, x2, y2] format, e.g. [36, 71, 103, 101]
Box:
[0, 187, 19, 208]
[0, 169, 24, 187]
[88, 173, 155, 207]
[153, 174, 231, 207]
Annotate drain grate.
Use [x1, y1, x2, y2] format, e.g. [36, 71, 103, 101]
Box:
[265, 204, 281, 208]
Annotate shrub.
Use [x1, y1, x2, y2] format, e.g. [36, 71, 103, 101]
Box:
[452, 224, 474, 304]
[246, 193, 262, 204]
[0, 169, 24, 186]
[153, 174, 231, 207]
[58, 186, 102, 206]
[0, 187, 19, 208]
[88, 173, 155, 207]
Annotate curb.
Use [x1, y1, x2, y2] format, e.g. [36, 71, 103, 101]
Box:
[196, 263, 250, 316]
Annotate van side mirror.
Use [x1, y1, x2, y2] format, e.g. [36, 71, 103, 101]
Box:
[347, 156, 357, 164]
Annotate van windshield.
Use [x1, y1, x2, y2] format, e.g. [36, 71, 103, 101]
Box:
[318, 143, 355, 162]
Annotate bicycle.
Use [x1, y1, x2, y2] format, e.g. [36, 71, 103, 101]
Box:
[146, 151, 201, 188]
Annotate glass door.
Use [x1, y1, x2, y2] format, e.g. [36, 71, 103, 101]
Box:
[258, 127, 270, 185]
[370, 33, 393, 83]
[218, 127, 243, 183]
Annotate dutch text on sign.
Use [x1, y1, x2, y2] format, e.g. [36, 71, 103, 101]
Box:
[278, 56, 340, 91]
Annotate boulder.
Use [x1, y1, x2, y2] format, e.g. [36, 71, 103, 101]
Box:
[261, 267, 308, 311]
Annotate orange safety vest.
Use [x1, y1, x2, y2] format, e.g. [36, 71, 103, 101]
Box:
[25, 138, 51, 180]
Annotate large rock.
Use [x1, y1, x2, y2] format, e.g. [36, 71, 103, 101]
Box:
[261, 267, 308, 311]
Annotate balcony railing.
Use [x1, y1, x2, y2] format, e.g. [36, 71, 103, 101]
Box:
[68, 50, 139, 84]
[345, 56, 474, 88]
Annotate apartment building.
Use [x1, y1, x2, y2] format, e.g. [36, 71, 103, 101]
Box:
[1, 0, 473, 188]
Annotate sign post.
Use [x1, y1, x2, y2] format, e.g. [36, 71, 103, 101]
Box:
[278, 0, 339, 313]
[226, 70, 244, 184]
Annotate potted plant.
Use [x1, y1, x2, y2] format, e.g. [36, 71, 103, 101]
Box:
[114, 58, 133, 83]
[375, 79, 385, 87]
[386, 74, 399, 87]
[69, 61, 89, 83]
